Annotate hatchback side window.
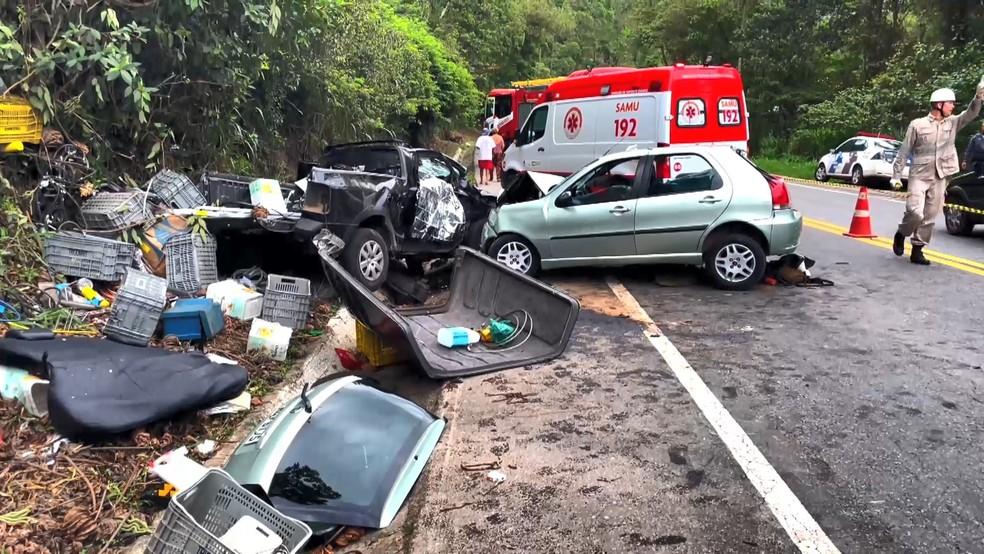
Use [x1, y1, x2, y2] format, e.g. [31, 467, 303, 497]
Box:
[644, 154, 721, 197]
[563, 158, 639, 206]
[835, 140, 855, 153]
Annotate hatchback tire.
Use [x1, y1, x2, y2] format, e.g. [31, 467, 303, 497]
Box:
[344, 228, 389, 290]
[703, 233, 766, 291]
[488, 235, 540, 276]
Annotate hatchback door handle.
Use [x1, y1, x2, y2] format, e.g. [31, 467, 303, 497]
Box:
[699, 196, 722, 204]
[610, 206, 631, 214]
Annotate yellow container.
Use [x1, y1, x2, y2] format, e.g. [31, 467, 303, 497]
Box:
[355, 320, 406, 367]
[0, 96, 43, 144]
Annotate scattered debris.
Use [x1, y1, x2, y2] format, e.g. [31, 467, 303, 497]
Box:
[486, 391, 538, 405]
[461, 460, 501, 472]
[195, 440, 217, 457]
[486, 469, 507, 483]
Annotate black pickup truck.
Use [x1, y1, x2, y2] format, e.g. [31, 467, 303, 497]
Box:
[294, 140, 495, 289]
[944, 171, 984, 236]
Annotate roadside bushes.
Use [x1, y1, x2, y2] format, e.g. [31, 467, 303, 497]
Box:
[0, 0, 480, 179]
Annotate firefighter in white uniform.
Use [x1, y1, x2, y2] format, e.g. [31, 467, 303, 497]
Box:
[891, 86, 983, 264]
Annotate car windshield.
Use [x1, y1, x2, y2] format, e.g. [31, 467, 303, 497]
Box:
[266, 381, 437, 528]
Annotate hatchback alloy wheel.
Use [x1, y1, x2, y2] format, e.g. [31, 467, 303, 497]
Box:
[714, 243, 757, 283]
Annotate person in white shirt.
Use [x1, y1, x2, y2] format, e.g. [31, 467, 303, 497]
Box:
[475, 129, 496, 186]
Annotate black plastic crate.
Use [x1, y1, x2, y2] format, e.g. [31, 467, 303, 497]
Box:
[200, 172, 301, 210]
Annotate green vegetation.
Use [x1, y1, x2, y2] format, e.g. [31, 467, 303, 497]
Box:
[3, 1, 981, 178]
[754, 157, 816, 181]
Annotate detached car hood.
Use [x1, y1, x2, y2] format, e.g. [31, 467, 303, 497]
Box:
[498, 171, 566, 206]
[224, 375, 445, 533]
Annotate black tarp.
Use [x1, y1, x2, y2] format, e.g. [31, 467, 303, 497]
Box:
[0, 337, 247, 438]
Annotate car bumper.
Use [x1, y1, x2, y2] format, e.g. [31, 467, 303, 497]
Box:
[481, 220, 497, 251]
[769, 208, 803, 255]
[871, 161, 909, 179]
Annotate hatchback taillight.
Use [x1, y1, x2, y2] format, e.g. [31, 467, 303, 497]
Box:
[769, 175, 791, 209]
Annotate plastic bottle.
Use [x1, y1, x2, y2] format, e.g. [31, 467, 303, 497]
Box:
[437, 327, 480, 348]
[75, 278, 109, 308]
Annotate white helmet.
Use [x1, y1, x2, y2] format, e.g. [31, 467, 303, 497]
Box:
[930, 88, 956, 103]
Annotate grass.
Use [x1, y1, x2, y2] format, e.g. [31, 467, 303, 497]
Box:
[754, 156, 817, 180]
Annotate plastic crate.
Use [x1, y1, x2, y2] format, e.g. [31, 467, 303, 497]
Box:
[43, 231, 136, 281]
[146, 469, 312, 554]
[164, 232, 201, 294]
[193, 233, 218, 286]
[161, 298, 225, 341]
[260, 274, 312, 330]
[80, 191, 152, 230]
[356, 319, 407, 367]
[104, 270, 167, 346]
[149, 169, 206, 209]
[0, 96, 42, 144]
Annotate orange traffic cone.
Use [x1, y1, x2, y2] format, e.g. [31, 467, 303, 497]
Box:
[844, 186, 877, 238]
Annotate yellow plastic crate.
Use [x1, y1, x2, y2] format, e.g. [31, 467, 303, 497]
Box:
[0, 96, 43, 144]
[355, 319, 407, 367]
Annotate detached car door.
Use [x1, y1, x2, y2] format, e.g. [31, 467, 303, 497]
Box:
[544, 155, 645, 260]
[633, 152, 731, 256]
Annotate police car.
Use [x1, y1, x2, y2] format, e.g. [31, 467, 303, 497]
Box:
[815, 132, 910, 186]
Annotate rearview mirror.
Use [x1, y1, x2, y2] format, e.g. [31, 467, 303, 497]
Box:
[556, 191, 573, 208]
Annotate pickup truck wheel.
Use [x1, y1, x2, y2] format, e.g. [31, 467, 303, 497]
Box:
[344, 228, 389, 290]
[489, 235, 540, 276]
[944, 205, 977, 236]
[466, 216, 488, 249]
[703, 233, 766, 291]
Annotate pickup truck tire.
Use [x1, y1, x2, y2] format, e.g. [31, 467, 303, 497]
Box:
[488, 234, 540, 276]
[466, 216, 488, 249]
[344, 228, 389, 290]
[944, 205, 977, 236]
[703, 233, 766, 291]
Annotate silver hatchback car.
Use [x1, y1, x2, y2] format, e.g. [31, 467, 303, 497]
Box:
[482, 146, 803, 290]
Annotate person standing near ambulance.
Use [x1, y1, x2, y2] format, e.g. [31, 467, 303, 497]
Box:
[475, 129, 496, 186]
[891, 84, 984, 265]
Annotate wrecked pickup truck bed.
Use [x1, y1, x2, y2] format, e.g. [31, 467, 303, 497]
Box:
[323, 247, 580, 379]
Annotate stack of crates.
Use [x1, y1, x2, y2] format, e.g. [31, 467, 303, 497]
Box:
[104, 269, 168, 346]
[0, 96, 42, 145]
[43, 232, 135, 281]
[194, 233, 218, 286]
[260, 274, 311, 330]
[80, 192, 152, 230]
[148, 169, 206, 210]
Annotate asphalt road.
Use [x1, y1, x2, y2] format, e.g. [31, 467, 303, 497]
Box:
[357, 181, 984, 554]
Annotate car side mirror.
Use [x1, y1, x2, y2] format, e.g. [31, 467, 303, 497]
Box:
[829, 149, 835, 154]
[556, 191, 573, 208]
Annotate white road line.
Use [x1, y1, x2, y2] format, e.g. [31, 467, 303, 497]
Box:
[787, 181, 904, 204]
[606, 278, 841, 554]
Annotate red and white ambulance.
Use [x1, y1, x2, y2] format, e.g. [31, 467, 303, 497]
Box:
[503, 64, 750, 178]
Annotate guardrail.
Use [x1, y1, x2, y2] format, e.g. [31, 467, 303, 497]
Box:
[778, 175, 984, 217]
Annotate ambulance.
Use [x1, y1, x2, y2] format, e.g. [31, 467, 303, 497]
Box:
[503, 64, 750, 178]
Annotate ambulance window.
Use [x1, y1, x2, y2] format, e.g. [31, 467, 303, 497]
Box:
[676, 98, 706, 127]
[520, 106, 548, 145]
[645, 154, 721, 197]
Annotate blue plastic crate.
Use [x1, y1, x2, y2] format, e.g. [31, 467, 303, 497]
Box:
[160, 298, 225, 341]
